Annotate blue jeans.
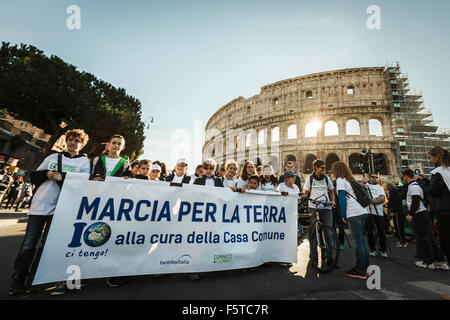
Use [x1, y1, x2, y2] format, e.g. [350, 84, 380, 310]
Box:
[13, 215, 53, 279]
[348, 214, 370, 274]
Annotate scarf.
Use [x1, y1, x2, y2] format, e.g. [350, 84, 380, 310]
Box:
[430, 166, 450, 192]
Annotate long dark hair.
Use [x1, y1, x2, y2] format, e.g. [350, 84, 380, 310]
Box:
[429, 146, 450, 168]
[240, 161, 255, 181]
[260, 164, 278, 186]
[331, 161, 355, 182]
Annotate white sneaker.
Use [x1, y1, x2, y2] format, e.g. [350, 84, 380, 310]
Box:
[428, 263, 436, 270]
[370, 251, 377, 257]
[380, 251, 388, 258]
[415, 261, 428, 269]
[435, 262, 450, 270]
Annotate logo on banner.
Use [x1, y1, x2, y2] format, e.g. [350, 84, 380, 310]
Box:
[68, 222, 112, 248]
[160, 254, 192, 265]
[214, 254, 232, 264]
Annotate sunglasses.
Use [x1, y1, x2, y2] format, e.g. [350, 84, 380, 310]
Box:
[370, 176, 377, 179]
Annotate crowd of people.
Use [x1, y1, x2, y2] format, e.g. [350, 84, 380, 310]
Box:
[6, 129, 450, 298]
[0, 171, 33, 211]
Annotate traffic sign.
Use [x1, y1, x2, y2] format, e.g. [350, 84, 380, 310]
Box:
[409, 163, 423, 176]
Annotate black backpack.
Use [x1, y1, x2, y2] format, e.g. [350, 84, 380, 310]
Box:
[411, 180, 430, 209]
[346, 181, 371, 208]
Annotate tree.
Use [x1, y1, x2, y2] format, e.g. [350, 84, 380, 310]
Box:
[0, 42, 145, 160]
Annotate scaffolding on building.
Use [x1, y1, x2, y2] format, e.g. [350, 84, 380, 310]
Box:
[385, 62, 450, 176]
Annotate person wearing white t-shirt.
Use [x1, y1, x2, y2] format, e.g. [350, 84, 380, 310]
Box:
[260, 165, 278, 192]
[403, 169, 445, 270]
[9, 129, 91, 296]
[236, 161, 256, 189]
[364, 174, 388, 258]
[91, 135, 131, 180]
[332, 161, 369, 280]
[165, 158, 191, 184]
[222, 160, 239, 190]
[303, 160, 335, 263]
[277, 171, 300, 195]
[193, 158, 223, 188]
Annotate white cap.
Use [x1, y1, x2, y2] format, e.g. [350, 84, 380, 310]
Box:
[176, 158, 188, 165]
[151, 164, 161, 171]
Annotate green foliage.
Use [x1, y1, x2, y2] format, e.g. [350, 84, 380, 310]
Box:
[0, 42, 145, 159]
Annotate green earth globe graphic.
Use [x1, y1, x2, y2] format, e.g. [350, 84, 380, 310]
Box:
[83, 222, 111, 247]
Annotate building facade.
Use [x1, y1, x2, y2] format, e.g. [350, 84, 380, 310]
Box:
[203, 65, 450, 183]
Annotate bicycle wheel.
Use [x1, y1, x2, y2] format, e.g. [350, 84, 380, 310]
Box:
[309, 224, 340, 274]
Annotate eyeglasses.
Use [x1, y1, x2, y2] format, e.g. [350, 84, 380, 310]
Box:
[370, 176, 377, 179]
[320, 167, 326, 169]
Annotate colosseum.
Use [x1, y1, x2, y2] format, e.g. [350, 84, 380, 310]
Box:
[203, 64, 450, 183]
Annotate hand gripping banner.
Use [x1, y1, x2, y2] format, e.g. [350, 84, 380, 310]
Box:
[33, 173, 298, 284]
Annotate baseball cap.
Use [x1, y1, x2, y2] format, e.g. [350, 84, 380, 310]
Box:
[176, 158, 188, 166]
[151, 164, 161, 171]
[284, 170, 295, 177]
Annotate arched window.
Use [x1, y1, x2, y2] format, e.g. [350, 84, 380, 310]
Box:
[288, 125, 297, 139]
[346, 119, 360, 135]
[245, 133, 251, 148]
[305, 120, 321, 137]
[304, 154, 317, 174]
[324, 121, 339, 136]
[271, 127, 280, 142]
[286, 154, 297, 163]
[325, 153, 340, 172]
[369, 119, 383, 136]
[258, 129, 265, 145]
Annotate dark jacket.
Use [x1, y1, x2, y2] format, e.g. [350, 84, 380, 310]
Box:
[91, 155, 131, 179]
[194, 175, 224, 187]
[427, 173, 450, 214]
[387, 187, 403, 213]
[165, 173, 191, 184]
[279, 173, 302, 192]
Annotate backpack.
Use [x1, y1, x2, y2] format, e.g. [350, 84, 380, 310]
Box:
[410, 180, 430, 209]
[346, 181, 371, 208]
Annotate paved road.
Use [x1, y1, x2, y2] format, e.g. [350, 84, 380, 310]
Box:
[1, 218, 450, 300]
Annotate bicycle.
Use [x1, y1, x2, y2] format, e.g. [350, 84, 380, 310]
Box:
[297, 196, 340, 274]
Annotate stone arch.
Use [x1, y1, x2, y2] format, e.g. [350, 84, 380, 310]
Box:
[325, 153, 340, 173]
[304, 154, 317, 174]
[324, 121, 339, 136]
[285, 154, 297, 163]
[346, 119, 361, 135]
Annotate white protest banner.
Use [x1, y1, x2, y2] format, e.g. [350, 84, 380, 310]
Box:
[33, 173, 298, 285]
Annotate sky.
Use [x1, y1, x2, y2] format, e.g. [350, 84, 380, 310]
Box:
[1, 0, 450, 173]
